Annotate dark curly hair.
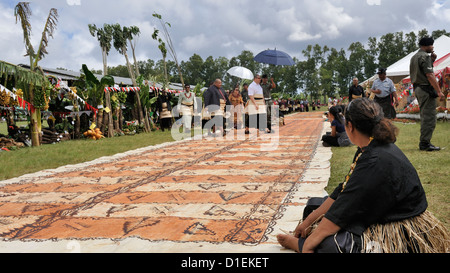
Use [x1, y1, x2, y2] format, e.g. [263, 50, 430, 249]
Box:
[344, 98, 398, 144]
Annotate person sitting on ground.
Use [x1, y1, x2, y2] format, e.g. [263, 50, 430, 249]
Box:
[277, 98, 449, 253]
[321, 106, 351, 147]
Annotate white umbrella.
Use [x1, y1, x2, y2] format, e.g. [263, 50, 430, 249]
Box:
[227, 66, 254, 80]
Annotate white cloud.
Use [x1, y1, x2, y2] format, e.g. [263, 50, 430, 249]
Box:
[277, 7, 321, 42]
[182, 33, 210, 52]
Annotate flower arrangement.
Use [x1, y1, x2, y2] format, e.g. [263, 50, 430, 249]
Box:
[399, 106, 420, 114]
[399, 106, 448, 114]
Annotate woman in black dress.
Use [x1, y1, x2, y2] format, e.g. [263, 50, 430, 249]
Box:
[278, 98, 449, 253]
[156, 90, 173, 132]
[321, 106, 351, 147]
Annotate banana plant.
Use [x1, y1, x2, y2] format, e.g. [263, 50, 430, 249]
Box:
[82, 64, 114, 133]
[14, 2, 58, 146]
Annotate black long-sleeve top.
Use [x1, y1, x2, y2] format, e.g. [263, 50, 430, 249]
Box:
[348, 85, 365, 102]
[325, 140, 428, 236]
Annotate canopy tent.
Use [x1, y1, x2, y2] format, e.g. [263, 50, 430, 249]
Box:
[363, 35, 450, 85]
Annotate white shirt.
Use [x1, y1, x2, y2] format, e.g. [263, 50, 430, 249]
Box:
[371, 78, 396, 98]
[248, 81, 263, 96]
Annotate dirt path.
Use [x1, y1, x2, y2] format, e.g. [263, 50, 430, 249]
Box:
[0, 111, 330, 253]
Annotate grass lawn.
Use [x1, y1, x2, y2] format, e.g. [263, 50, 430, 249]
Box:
[327, 121, 450, 230]
[0, 121, 41, 135]
[0, 130, 177, 181]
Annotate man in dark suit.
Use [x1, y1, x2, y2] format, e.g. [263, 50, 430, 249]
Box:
[203, 79, 231, 136]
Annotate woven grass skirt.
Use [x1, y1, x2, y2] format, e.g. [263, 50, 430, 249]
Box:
[362, 210, 449, 253]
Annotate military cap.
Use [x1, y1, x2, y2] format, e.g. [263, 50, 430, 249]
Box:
[419, 37, 434, 46]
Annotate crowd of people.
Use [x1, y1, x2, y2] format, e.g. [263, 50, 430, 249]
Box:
[154, 74, 324, 137]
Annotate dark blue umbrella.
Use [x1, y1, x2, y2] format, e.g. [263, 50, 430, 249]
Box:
[254, 49, 295, 66]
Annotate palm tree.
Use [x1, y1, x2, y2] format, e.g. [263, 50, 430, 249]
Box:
[152, 29, 169, 89]
[82, 64, 115, 136]
[112, 24, 137, 86]
[152, 13, 185, 88]
[14, 2, 58, 147]
[124, 26, 141, 78]
[111, 24, 148, 132]
[88, 24, 113, 76]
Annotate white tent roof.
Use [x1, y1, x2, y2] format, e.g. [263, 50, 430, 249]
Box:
[363, 35, 450, 84]
[402, 52, 450, 83]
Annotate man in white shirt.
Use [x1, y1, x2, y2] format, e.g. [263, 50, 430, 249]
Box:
[246, 75, 268, 133]
[371, 68, 398, 119]
[177, 84, 197, 133]
[248, 75, 263, 109]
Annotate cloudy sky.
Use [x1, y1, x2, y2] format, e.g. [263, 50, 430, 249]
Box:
[1, 0, 449, 73]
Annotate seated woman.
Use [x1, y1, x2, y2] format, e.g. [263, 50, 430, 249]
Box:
[322, 106, 351, 147]
[278, 98, 449, 253]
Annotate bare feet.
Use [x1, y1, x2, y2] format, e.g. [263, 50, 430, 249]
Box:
[277, 234, 300, 253]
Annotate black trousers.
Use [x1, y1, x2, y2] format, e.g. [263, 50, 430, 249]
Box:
[374, 95, 396, 119]
[160, 118, 172, 131]
[299, 197, 362, 253]
[247, 113, 267, 131]
[322, 134, 340, 147]
[298, 230, 362, 253]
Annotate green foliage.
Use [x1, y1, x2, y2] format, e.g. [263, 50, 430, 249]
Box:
[81, 64, 115, 107]
[137, 75, 151, 109]
[0, 61, 47, 88]
[54, 119, 74, 133]
[88, 23, 113, 55]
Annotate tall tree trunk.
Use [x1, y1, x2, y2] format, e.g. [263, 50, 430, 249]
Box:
[75, 114, 81, 139]
[97, 109, 104, 132]
[143, 106, 150, 132]
[176, 64, 184, 88]
[122, 47, 147, 132]
[130, 41, 140, 78]
[36, 109, 42, 132]
[104, 90, 114, 138]
[30, 110, 40, 146]
[118, 107, 123, 131]
[28, 84, 40, 147]
[6, 107, 15, 130]
[163, 56, 168, 87]
[135, 90, 146, 132]
[113, 106, 120, 133]
[101, 110, 109, 135]
[123, 48, 136, 86]
[102, 47, 108, 76]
